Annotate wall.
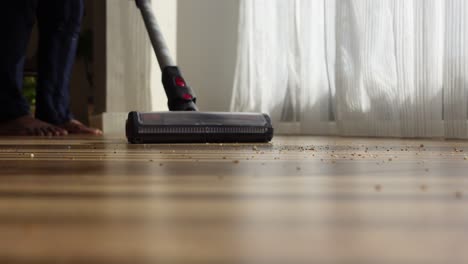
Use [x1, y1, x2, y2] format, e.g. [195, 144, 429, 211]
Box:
[177, 0, 240, 112]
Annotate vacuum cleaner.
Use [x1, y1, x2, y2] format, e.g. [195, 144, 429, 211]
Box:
[126, 0, 274, 144]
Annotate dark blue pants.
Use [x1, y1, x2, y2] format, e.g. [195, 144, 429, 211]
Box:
[0, 0, 84, 124]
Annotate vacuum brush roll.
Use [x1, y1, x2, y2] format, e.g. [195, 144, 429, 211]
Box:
[126, 111, 274, 144]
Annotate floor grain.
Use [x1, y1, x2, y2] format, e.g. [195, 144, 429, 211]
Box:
[0, 136, 467, 264]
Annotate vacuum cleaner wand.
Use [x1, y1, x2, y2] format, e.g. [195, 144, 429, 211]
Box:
[136, 0, 198, 111]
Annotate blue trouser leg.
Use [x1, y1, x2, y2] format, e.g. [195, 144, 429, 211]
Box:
[35, 0, 84, 125]
[0, 1, 38, 122]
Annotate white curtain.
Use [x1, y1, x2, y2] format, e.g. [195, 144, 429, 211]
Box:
[231, 0, 468, 138]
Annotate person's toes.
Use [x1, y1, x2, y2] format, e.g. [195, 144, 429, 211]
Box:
[60, 120, 102, 135]
[85, 127, 102, 135]
[43, 127, 54, 137]
[40, 128, 49, 137]
[40, 128, 47, 137]
[59, 128, 68, 136]
[56, 129, 65, 136]
[47, 127, 58, 136]
[51, 126, 67, 136]
[89, 128, 103, 135]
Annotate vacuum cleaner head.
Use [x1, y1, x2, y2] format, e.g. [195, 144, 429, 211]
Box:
[126, 111, 274, 144]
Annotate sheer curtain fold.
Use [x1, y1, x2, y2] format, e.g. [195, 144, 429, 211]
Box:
[232, 0, 468, 138]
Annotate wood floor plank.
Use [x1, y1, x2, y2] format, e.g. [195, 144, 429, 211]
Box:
[0, 136, 467, 263]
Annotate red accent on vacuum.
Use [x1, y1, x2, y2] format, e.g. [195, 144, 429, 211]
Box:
[175, 76, 186, 87]
[183, 93, 193, 100]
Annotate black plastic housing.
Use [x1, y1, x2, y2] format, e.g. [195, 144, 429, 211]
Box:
[162, 66, 198, 111]
[126, 111, 274, 144]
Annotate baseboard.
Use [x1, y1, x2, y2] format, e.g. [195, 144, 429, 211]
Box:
[276, 122, 338, 135]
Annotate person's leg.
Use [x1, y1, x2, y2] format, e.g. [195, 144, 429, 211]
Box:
[36, 0, 101, 135]
[36, 0, 82, 125]
[0, 0, 67, 136]
[0, 1, 36, 122]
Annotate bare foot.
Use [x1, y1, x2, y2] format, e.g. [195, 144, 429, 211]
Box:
[59, 119, 102, 135]
[0, 115, 68, 136]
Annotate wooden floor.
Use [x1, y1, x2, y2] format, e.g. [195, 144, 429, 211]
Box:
[0, 136, 467, 264]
